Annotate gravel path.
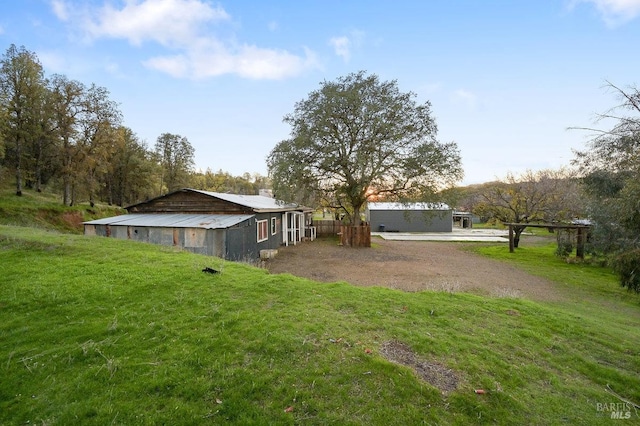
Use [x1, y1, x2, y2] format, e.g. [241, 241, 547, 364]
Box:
[265, 237, 563, 302]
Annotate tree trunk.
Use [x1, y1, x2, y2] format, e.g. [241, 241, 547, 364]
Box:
[62, 149, 73, 205]
[33, 135, 44, 192]
[15, 137, 23, 196]
[63, 174, 71, 206]
[514, 226, 526, 248]
[353, 205, 361, 226]
[15, 164, 23, 196]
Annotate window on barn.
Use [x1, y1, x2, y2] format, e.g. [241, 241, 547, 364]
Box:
[257, 219, 268, 242]
[271, 217, 277, 235]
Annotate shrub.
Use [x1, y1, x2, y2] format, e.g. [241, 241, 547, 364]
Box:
[555, 229, 574, 258]
[612, 248, 640, 293]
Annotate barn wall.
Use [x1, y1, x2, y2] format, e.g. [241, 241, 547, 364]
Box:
[208, 230, 226, 257]
[111, 225, 129, 239]
[127, 190, 253, 214]
[226, 221, 257, 260]
[84, 225, 97, 236]
[149, 228, 175, 246]
[87, 225, 232, 258]
[129, 227, 149, 242]
[256, 212, 282, 252]
[184, 228, 206, 249]
[90, 224, 109, 237]
[370, 210, 452, 232]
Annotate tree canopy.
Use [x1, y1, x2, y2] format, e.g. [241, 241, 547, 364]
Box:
[574, 82, 640, 291]
[574, 81, 640, 253]
[155, 133, 195, 193]
[0, 44, 267, 206]
[0, 44, 46, 196]
[474, 169, 583, 248]
[267, 71, 463, 225]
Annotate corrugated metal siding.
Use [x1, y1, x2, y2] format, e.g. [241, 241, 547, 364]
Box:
[226, 225, 256, 260]
[369, 210, 453, 232]
[89, 225, 235, 258]
[84, 214, 256, 259]
[191, 190, 302, 212]
[84, 213, 253, 229]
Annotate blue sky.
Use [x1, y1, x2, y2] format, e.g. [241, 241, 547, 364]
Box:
[1, 0, 639, 185]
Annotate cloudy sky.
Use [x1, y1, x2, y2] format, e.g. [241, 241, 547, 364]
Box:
[1, 0, 639, 185]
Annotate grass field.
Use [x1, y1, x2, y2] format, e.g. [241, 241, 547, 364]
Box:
[1, 222, 639, 425]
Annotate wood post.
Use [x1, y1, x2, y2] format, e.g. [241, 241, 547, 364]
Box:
[504, 222, 590, 258]
[576, 227, 585, 259]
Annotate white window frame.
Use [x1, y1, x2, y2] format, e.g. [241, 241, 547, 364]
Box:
[257, 219, 268, 242]
[271, 217, 277, 235]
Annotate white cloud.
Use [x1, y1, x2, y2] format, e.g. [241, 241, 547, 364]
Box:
[53, 0, 317, 80]
[451, 89, 478, 109]
[329, 30, 364, 62]
[570, 0, 640, 26]
[83, 0, 229, 47]
[143, 54, 189, 78]
[144, 43, 318, 80]
[51, 0, 69, 21]
[329, 36, 351, 61]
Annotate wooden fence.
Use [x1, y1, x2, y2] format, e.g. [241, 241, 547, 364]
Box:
[314, 220, 342, 237]
[313, 220, 371, 247]
[340, 224, 371, 247]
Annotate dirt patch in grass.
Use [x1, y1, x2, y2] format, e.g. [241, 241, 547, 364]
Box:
[379, 340, 459, 394]
[61, 211, 84, 230]
[265, 237, 564, 302]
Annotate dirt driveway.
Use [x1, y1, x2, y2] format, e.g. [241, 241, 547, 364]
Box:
[265, 237, 562, 302]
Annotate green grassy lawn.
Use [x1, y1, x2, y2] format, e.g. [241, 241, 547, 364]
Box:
[1, 226, 639, 425]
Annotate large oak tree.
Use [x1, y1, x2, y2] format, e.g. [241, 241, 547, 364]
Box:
[0, 44, 46, 196]
[267, 71, 463, 225]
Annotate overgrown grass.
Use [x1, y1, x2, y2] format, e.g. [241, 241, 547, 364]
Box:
[1, 226, 639, 424]
[471, 243, 636, 304]
[0, 186, 124, 233]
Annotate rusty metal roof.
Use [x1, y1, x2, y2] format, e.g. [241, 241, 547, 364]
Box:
[189, 190, 312, 213]
[124, 188, 313, 213]
[84, 214, 253, 229]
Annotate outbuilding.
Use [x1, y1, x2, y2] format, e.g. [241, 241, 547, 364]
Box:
[83, 189, 314, 260]
[366, 202, 453, 233]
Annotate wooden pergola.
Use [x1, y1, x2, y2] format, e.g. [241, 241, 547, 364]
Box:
[503, 223, 592, 259]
